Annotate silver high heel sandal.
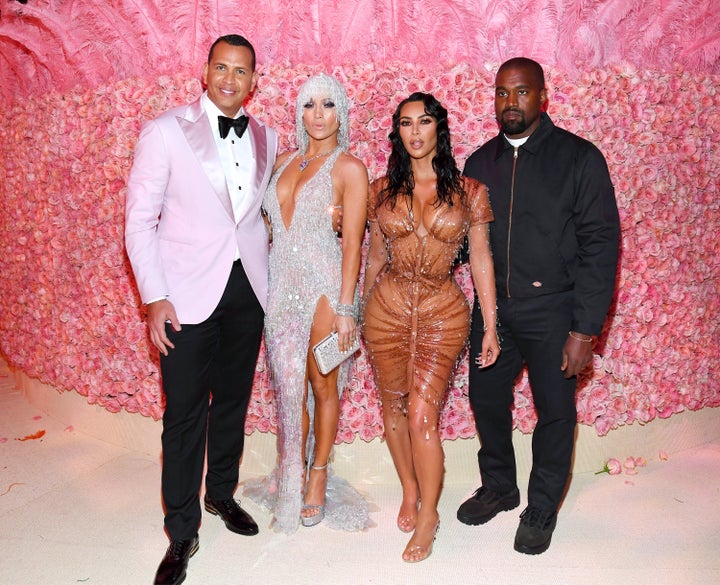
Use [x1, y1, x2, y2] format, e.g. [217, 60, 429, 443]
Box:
[301, 463, 328, 527]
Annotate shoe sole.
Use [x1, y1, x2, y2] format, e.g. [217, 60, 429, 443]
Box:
[204, 503, 259, 536]
[457, 496, 520, 525]
[514, 536, 552, 555]
[300, 505, 325, 527]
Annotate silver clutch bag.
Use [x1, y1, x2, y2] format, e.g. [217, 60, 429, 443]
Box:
[312, 331, 361, 375]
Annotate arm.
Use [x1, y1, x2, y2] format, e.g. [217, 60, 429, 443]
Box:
[125, 120, 180, 355]
[571, 143, 620, 335]
[562, 143, 620, 377]
[469, 222, 500, 368]
[334, 155, 369, 351]
[363, 219, 387, 299]
[363, 180, 388, 303]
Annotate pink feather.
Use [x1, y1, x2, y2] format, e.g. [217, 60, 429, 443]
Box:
[1, 0, 719, 104]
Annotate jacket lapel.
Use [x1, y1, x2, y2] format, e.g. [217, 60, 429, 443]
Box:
[247, 116, 268, 197]
[177, 99, 234, 219]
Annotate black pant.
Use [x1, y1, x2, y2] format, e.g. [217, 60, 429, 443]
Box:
[468, 291, 577, 512]
[159, 260, 264, 540]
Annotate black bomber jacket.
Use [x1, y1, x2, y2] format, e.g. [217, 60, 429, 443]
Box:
[463, 113, 621, 335]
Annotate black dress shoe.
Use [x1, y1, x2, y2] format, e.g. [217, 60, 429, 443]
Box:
[154, 534, 199, 585]
[204, 495, 259, 535]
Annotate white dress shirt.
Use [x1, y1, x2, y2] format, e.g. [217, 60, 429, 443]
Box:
[203, 94, 257, 259]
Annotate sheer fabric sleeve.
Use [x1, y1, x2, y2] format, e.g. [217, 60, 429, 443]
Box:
[465, 177, 494, 226]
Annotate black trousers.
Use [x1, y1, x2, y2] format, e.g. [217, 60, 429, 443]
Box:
[468, 291, 577, 512]
[159, 260, 264, 540]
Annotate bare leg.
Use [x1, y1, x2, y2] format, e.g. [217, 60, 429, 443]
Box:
[302, 296, 340, 520]
[402, 392, 442, 562]
[382, 393, 420, 532]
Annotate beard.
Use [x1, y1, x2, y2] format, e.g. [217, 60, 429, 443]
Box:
[499, 109, 528, 135]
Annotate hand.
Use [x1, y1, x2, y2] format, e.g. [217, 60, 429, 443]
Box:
[561, 332, 594, 378]
[475, 329, 500, 369]
[334, 314, 356, 353]
[146, 299, 181, 356]
[331, 205, 343, 235]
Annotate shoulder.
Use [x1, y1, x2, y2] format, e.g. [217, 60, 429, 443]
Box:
[367, 176, 388, 204]
[552, 126, 610, 173]
[461, 176, 491, 208]
[460, 177, 493, 223]
[136, 105, 189, 147]
[464, 136, 501, 166]
[549, 121, 602, 155]
[461, 176, 487, 195]
[334, 151, 369, 181]
[145, 103, 192, 130]
[369, 176, 388, 194]
[273, 150, 296, 172]
[247, 113, 278, 138]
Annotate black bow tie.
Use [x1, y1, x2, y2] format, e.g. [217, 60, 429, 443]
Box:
[218, 115, 249, 139]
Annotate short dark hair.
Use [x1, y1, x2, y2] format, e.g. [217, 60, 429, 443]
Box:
[207, 35, 256, 71]
[497, 57, 545, 88]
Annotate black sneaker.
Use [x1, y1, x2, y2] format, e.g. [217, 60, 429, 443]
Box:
[457, 485, 520, 525]
[513, 506, 557, 555]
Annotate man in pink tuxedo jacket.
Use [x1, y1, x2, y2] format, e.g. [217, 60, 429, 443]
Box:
[125, 35, 277, 585]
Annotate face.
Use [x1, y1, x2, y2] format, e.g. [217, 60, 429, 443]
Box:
[398, 100, 438, 160]
[202, 42, 258, 117]
[494, 65, 546, 138]
[301, 95, 340, 143]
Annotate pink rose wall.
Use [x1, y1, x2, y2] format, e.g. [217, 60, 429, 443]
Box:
[0, 1, 718, 441]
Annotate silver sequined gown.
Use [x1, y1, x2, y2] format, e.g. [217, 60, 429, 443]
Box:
[243, 148, 370, 534]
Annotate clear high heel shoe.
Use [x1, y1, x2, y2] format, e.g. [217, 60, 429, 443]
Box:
[402, 519, 440, 563]
[301, 463, 327, 527]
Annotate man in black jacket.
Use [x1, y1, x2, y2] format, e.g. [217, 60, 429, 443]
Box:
[457, 57, 620, 555]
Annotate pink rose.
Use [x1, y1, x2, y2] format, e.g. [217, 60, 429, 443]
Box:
[607, 459, 622, 475]
[596, 458, 622, 475]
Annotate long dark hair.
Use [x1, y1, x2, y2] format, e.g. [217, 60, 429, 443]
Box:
[378, 92, 465, 209]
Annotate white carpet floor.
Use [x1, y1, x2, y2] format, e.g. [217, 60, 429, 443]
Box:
[1, 357, 719, 585]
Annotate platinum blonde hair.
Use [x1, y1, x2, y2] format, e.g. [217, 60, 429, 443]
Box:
[295, 74, 350, 154]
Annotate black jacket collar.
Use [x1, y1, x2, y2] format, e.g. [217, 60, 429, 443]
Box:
[494, 112, 555, 159]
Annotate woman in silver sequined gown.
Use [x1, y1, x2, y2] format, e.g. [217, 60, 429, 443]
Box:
[244, 75, 369, 533]
[363, 93, 500, 561]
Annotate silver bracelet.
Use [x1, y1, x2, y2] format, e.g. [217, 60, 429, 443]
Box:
[335, 303, 357, 318]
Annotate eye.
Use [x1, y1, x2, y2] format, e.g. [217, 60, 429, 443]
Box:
[303, 101, 314, 109]
[323, 100, 336, 108]
[399, 119, 411, 126]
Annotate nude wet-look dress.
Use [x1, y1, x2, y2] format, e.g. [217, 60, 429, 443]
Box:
[362, 177, 493, 410]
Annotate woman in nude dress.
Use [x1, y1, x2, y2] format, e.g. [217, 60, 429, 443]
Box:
[363, 93, 500, 561]
[245, 75, 369, 533]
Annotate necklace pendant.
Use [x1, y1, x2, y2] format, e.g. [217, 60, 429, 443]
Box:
[299, 159, 309, 172]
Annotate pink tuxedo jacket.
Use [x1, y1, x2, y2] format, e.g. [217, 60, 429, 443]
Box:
[125, 96, 278, 323]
